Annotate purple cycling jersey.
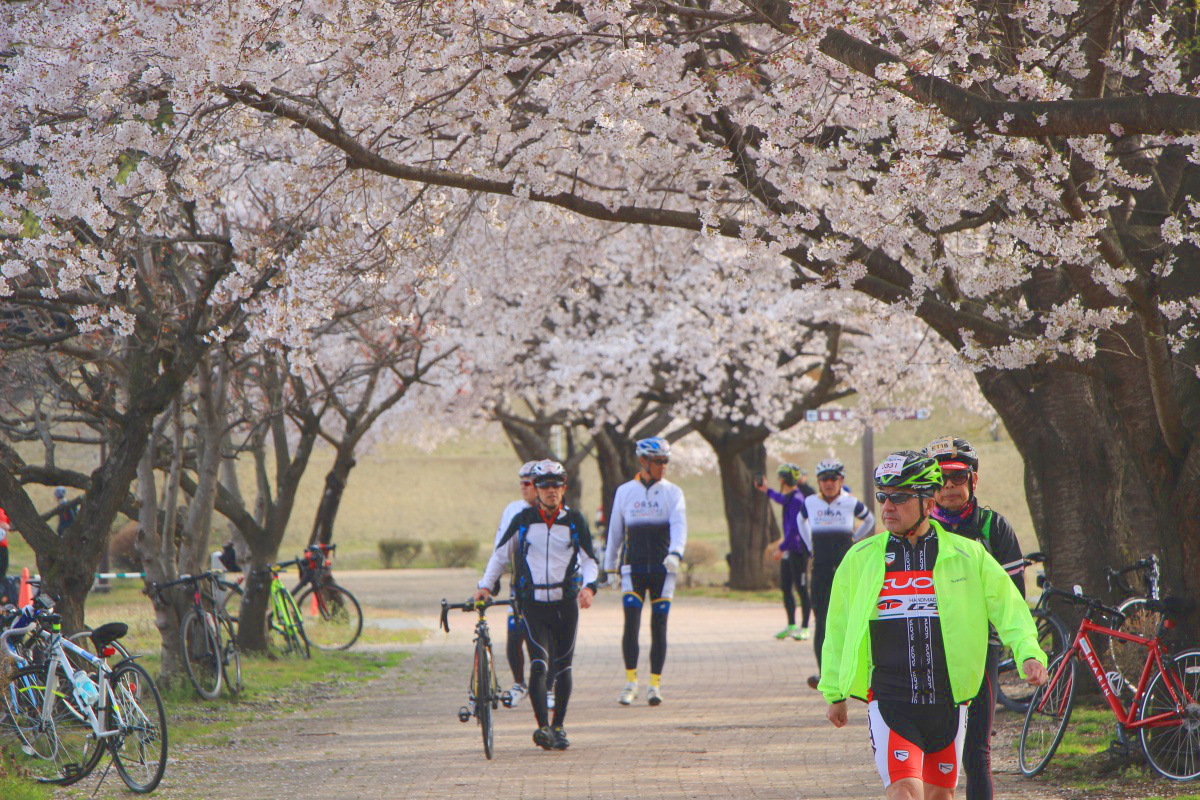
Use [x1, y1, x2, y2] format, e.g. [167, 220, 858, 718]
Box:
[767, 489, 809, 556]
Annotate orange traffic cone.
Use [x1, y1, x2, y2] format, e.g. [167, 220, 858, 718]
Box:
[17, 567, 32, 607]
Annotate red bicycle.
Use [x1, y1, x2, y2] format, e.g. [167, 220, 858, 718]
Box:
[1019, 585, 1200, 780]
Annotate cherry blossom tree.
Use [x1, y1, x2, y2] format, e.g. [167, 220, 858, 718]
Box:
[4, 0, 1199, 606]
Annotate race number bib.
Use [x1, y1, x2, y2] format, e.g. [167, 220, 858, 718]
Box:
[875, 455, 906, 479]
[926, 437, 956, 458]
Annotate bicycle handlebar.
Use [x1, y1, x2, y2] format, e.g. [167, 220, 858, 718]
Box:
[150, 571, 219, 594]
[1044, 586, 1126, 624]
[439, 598, 512, 633]
[1104, 555, 1159, 595]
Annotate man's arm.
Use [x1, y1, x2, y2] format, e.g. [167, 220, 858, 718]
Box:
[604, 487, 626, 572]
[667, 488, 687, 559]
[980, 545, 1046, 677]
[575, 513, 601, 591]
[991, 513, 1027, 597]
[796, 498, 813, 554]
[479, 520, 519, 590]
[817, 557, 855, 704]
[852, 501, 875, 541]
[765, 488, 786, 505]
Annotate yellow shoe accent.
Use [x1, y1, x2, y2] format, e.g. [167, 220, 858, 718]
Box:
[650, 674, 661, 688]
[626, 669, 637, 683]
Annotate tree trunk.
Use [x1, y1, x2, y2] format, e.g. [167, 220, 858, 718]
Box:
[594, 423, 639, 537]
[134, 446, 189, 686]
[976, 364, 1195, 612]
[308, 447, 356, 546]
[714, 442, 776, 590]
[181, 352, 228, 574]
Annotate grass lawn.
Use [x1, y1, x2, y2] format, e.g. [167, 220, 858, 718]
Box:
[998, 703, 1200, 798]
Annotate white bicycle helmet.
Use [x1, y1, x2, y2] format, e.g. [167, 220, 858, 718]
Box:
[518, 461, 539, 479]
[531, 459, 567, 486]
[815, 459, 845, 479]
[635, 437, 671, 459]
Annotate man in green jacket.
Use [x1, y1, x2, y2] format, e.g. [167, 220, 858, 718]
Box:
[818, 451, 1048, 800]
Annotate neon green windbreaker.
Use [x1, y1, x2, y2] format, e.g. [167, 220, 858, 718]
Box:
[817, 521, 1046, 705]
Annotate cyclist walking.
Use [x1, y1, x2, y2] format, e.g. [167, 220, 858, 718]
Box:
[819, 451, 1047, 800]
[475, 460, 599, 751]
[755, 463, 812, 640]
[492, 461, 540, 708]
[604, 436, 687, 707]
[803, 458, 875, 690]
[924, 436, 1024, 800]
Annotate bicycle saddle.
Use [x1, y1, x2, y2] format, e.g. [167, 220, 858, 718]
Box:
[90, 622, 129, 649]
[1145, 597, 1194, 617]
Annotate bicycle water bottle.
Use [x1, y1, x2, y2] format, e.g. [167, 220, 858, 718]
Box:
[71, 670, 99, 706]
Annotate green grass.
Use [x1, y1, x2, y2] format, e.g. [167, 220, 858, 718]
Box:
[0, 775, 51, 800]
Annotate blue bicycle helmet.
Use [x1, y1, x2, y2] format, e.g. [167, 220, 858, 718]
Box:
[635, 437, 671, 459]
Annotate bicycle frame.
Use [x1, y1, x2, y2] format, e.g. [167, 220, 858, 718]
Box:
[269, 569, 300, 636]
[0, 623, 126, 743]
[1041, 615, 1194, 732]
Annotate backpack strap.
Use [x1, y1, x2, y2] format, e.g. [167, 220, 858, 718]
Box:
[979, 509, 994, 555]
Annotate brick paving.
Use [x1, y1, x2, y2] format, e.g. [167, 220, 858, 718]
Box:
[73, 569, 1064, 799]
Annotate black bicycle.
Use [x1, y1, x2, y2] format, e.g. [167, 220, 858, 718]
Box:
[440, 598, 511, 760]
[997, 552, 1070, 712]
[1105, 554, 1167, 696]
[151, 572, 242, 699]
[291, 544, 363, 651]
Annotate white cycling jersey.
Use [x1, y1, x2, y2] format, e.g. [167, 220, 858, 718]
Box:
[797, 492, 875, 553]
[480, 505, 599, 603]
[604, 477, 687, 575]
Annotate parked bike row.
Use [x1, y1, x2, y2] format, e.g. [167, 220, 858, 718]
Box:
[0, 542, 365, 792]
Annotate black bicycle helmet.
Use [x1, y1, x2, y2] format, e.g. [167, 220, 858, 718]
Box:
[924, 436, 979, 472]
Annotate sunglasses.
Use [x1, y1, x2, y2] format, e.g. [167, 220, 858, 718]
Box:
[876, 491, 922, 505]
[647, 457, 670, 465]
[941, 470, 972, 486]
[536, 480, 566, 488]
[520, 480, 534, 487]
[817, 473, 842, 482]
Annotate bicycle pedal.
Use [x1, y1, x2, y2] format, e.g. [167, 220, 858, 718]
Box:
[501, 691, 513, 708]
[457, 706, 472, 723]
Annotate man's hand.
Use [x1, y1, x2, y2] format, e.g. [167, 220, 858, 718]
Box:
[578, 587, 595, 609]
[663, 553, 681, 574]
[604, 572, 621, 589]
[826, 701, 848, 728]
[754, 478, 767, 493]
[472, 587, 492, 604]
[1024, 658, 1049, 686]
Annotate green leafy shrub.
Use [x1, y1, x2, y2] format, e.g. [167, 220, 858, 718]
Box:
[430, 539, 479, 568]
[378, 538, 423, 568]
[681, 541, 717, 587]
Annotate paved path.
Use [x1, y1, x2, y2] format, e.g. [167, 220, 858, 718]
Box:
[89, 570, 1064, 799]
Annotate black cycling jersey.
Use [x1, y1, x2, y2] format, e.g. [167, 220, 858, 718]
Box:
[870, 531, 952, 706]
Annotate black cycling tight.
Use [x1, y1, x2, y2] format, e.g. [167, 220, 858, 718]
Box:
[506, 613, 525, 684]
[811, 534, 854, 670]
[780, 552, 811, 628]
[963, 643, 1000, 800]
[622, 573, 671, 676]
[522, 599, 577, 728]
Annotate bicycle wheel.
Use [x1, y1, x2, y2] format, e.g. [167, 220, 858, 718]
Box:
[1107, 597, 1163, 695]
[181, 610, 223, 699]
[1019, 653, 1076, 776]
[294, 584, 363, 650]
[998, 609, 1069, 712]
[476, 637, 494, 760]
[1139, 648, 1200, 781]
[279, 589, 311, 659]
[219, 616, 243, 695]
[108, 660, 168, 793]
[0, 664, 104, 785]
